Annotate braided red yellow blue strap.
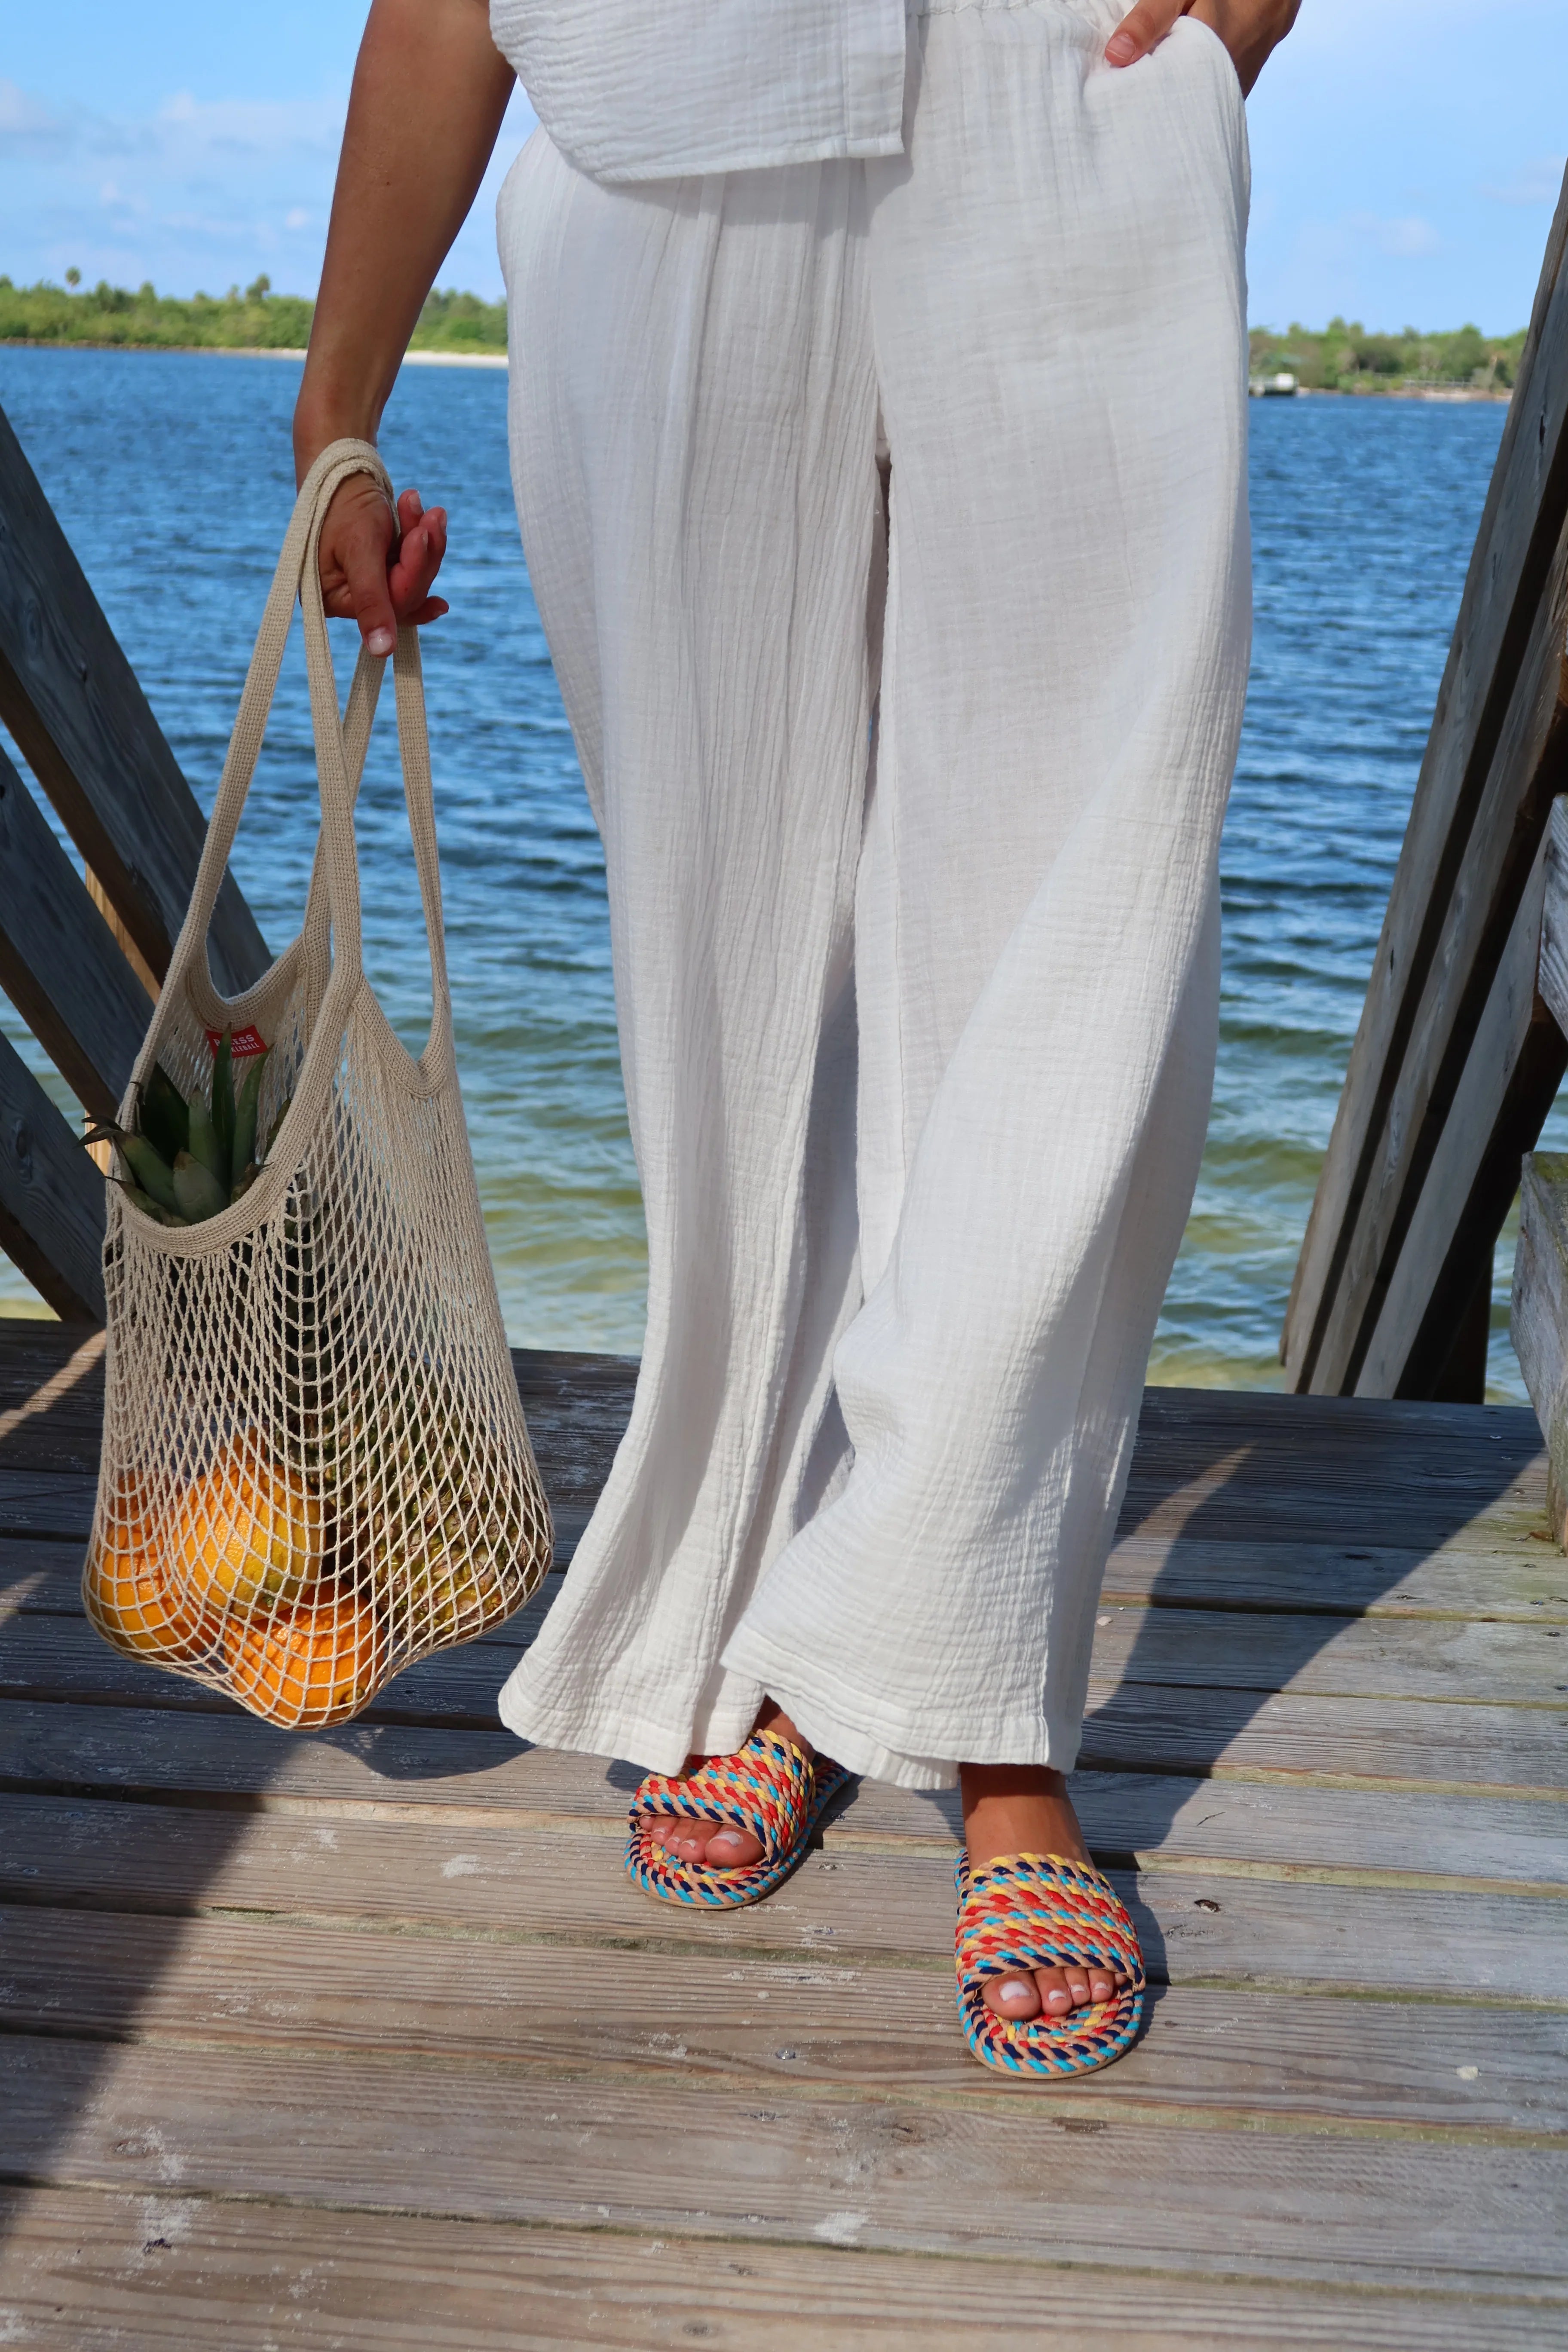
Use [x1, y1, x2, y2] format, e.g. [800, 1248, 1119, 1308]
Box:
[626, 1727, 851, 1910]
[956, 1849, 1145, 2076]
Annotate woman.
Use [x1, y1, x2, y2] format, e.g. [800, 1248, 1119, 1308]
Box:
[297, 0, 1298, 2076]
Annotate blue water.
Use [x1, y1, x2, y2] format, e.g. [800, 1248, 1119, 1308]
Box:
[0, 347, 1551, 1396]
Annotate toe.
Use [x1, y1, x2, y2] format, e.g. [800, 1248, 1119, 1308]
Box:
[983, 1972, 1044, 2021]
[706, 1828, 765, 1869]
[1063, 1965, 1093, 2008]
[1034, 1966, 1077, 2016]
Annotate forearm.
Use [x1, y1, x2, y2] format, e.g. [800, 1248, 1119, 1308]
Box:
[294, 0, 516, 477]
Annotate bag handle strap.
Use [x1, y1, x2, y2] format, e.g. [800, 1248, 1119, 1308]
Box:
[296, 461, 456, 1044]
[162, 439, 453, 1052]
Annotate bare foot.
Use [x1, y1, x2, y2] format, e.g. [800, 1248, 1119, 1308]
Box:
[643, 1698, 812, 1871]
[961, 1762, 1132, 2026]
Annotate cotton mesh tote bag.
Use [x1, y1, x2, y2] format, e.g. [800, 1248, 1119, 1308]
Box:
[84, 439, 552, 1727]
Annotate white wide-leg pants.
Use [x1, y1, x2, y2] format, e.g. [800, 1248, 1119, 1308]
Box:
[496, 0, 1251, 1789]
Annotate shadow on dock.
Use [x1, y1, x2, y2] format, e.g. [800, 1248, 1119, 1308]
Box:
[0, 1343, 1550, 2241]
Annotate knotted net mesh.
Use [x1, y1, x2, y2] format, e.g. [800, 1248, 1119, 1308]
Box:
[84, 442, 552, 1727]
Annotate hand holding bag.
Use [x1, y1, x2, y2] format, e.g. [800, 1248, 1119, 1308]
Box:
[84, 439, 552, 1727]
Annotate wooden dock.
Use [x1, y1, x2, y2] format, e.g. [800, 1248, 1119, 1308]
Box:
[1, 1317, 1565, 2347]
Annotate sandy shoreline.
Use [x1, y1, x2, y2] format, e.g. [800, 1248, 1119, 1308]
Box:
[0, 342, 509, 368]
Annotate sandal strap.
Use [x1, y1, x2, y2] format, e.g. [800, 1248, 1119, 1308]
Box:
[957, 1850, 1145, 1987]
[631, 1727, 813, 1865]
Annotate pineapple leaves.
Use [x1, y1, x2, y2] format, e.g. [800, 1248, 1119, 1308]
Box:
[106, 1032, 277, 1228]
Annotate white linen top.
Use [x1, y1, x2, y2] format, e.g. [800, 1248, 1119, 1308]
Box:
[488, 0, 911, 184]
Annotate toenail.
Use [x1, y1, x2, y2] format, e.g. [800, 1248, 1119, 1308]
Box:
[1046, 1988, 1071, 2008]
[998, 1977, 1032, 2002]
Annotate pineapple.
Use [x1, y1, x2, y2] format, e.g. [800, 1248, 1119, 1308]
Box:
[85, 1027, 285, 1228]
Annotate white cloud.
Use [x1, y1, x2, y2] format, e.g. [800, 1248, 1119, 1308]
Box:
[1481, 157, 1566, 207]
[0, 76, 69, 147]
[152, 89, 344, 156]
[0, 78, 344, 172]
[2, 70, 532, 300]
[1343, 212, 1442, 258]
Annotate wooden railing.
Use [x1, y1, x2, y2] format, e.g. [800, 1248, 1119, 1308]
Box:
[1284, 165, 1568, 1402]
[0, 403, 269, 1323]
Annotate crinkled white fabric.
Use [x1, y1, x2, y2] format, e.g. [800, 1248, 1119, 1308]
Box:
[495, 0, 1251, 1789]
[488, 0, 909, 182]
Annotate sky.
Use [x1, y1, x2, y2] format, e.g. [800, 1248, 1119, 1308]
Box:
[1, 0, 1564, 333]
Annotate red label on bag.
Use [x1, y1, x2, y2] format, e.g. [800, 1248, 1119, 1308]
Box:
[205, 1025, 269, 1060]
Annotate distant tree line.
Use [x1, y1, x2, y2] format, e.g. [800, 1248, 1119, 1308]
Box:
[0, 279, 1525, 385]
[1250, 318, 1526, 393]
[0, 274, 508, 354]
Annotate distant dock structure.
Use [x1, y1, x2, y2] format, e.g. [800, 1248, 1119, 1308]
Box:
[1249, 368, 1298, 397]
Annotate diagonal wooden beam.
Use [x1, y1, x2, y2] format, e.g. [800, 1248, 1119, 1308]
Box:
[0, 748, 151, 1126]
[1285, 163, 1568, 1395]
[1303, 502, 1568, 1397]
[0, 1031, 105, 1323]
[0, 401, 268, 998]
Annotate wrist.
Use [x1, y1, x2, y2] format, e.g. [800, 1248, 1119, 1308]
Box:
[293, 406, 380, 486]
[292, 357, 392, 484]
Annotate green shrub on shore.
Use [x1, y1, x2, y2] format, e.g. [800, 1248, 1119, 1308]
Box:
[0, 277, 1521, 384]
[1250, 317, 1527, 393]
[0, 274, 508, 355]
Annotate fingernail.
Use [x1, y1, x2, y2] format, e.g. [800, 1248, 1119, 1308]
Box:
[366, 626, 395, 657]
[1106, 30, 1139, 63]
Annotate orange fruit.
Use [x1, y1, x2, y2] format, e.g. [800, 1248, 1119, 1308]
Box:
[223, 1587, 383, 1727]
[86, 1484, 215, 1662]
[168, 1438, 324, 1613]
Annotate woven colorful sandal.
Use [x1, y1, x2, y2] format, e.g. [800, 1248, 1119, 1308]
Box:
[956, 1849, 1145, 2077]
[626, 1727, 852, 1910]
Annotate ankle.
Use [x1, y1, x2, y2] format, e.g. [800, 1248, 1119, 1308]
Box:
[959, 1763, 1091, 1873]
[755, 1698, 813, 1763]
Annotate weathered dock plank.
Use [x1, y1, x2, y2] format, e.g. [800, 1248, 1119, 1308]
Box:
[6, 2188, 1555, 2352]
[6, 2036, 1566, 2296]
[3, 1694, 1564, 1884]
[3, 1795, 1562, 2001]
[0, 1329, 1562, 2342]
[3, 1905, 1562, 2131]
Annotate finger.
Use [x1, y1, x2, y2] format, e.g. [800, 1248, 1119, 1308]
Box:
[387, 507, 448, 622]
[318, 476, 400, 655]
[346, 556, 398, 658]
[1106, 0, 1186, 66]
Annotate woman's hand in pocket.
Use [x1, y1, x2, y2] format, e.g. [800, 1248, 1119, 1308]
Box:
[1106, 0, 1301, 95]
[315, 472, 450, 658]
